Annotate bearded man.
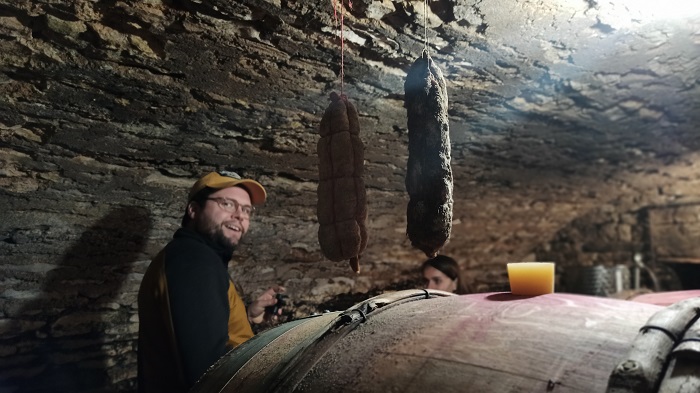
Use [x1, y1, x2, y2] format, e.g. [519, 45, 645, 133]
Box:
[137, 171, 283, 393]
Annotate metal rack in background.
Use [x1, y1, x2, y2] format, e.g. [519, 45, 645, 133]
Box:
[565, 265, 632, 297]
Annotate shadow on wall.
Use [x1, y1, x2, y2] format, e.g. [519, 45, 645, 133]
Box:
[2, 206, 151, 393]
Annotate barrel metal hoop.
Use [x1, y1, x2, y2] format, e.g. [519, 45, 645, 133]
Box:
[640, 325, 678, 342]
[356, 308, 367, 323]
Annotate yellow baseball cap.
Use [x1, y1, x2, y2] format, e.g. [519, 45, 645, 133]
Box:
[188, 171, 267, 205]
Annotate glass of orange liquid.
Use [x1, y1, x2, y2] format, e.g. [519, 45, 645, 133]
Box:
[507, 262, 555, 295]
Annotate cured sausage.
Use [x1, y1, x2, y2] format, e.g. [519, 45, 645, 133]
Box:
[317, 92, 368, 273]
[404, 50, 453, 258]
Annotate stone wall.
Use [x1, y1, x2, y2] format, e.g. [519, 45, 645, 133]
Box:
[1, 0, 699, 392]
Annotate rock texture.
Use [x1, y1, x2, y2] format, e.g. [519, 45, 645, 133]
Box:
[0, 0, 699, 391]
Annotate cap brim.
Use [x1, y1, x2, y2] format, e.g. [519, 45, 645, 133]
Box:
[188, 172, 267, 205]
[232, 180, 266, 205]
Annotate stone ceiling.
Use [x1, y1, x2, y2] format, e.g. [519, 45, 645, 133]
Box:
[2, 0, 700, 295]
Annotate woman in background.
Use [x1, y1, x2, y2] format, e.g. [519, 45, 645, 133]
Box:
[421, 255, 471, 294]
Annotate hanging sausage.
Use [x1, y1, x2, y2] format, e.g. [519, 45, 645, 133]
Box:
[317, 92, 368, 273]
[404, 50, 453, 258]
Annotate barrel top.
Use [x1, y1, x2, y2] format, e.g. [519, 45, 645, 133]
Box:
[630, 289, 700, 306]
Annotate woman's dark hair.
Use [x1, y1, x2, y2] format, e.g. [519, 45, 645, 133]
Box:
[181, 187, 219, 227]
[421, 255, 471, 294]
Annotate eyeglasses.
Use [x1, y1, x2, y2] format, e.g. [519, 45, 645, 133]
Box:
[206, 198, 255, 218]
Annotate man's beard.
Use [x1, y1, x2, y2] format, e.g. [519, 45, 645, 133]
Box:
[210, 227, 238, 255]
[196, 221, 238, 255]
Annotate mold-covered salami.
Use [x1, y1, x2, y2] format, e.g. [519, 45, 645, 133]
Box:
[317, 92, 368, 273]
[404, 50, 453, 258]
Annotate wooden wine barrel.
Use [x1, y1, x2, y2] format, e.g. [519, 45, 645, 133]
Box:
[191, 290, 699, 393]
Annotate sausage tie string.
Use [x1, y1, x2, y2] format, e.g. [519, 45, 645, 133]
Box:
[332, 0, 352, 95]
[424, 0, 428, 54]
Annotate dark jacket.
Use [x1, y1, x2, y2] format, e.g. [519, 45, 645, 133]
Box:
[137, 228, 253, 393]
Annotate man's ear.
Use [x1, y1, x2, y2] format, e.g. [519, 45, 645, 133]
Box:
[186, 201, 199, 221]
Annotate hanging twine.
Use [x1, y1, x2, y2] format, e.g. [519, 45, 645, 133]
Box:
[424, 0, 429, 54]
[332, 0, 352, 95]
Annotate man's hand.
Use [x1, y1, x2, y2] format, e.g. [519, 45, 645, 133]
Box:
[247, 285, 285, 325]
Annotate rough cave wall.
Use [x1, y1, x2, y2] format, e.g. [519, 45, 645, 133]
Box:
[1, 0, 699, 391]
